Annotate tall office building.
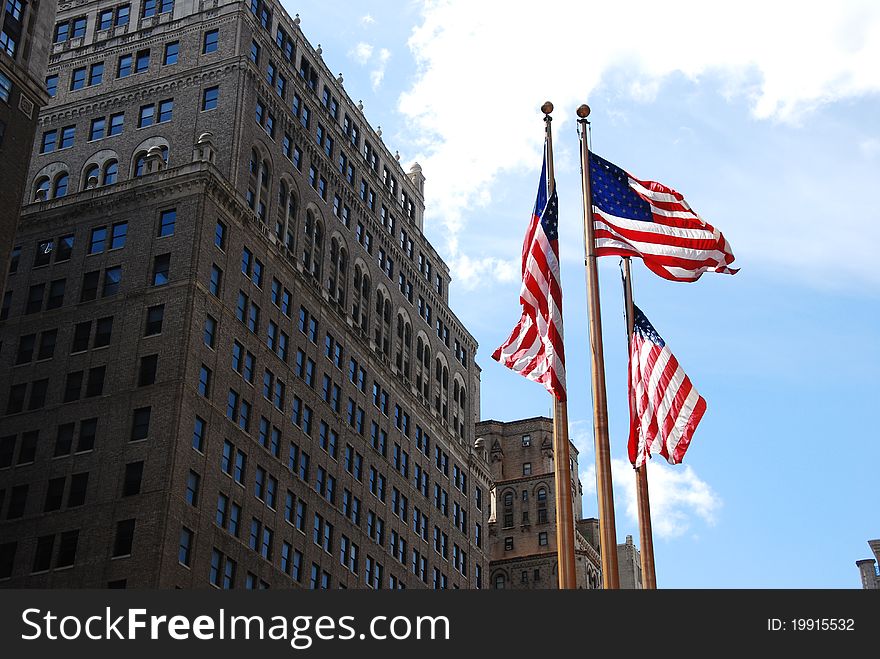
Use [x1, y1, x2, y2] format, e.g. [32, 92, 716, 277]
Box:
[0, 0, 489, 590]
[0, 0, 58, 294]
[477, 417, 602, 589]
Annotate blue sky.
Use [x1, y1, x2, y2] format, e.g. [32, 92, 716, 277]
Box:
[284, 0, 879, 587]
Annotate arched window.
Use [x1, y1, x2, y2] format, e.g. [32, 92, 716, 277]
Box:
[537, 488, 547, 502]
[53, 172, 69, 198]
[103, 160, 118, 185]
[394, 313, 412, 378]
[374, 289, 391, 358]
[277, 180, 288, 241]
[435, 358, 449, 419]
[503, 492, 514, 507]
[494, 574, 505, 590]
[134, 151, 147, 177]
[257, 159, 271, 221]
[277, 182, 297, 249]
[327, 236, 348, 309]
[453, 379, 467, 438]
[34, 177, 50, 201]
[83, 164, 100, 188]
[352, 264, 370, 334]
[301, 211, 323, 280]
[416, 336, 431, 400]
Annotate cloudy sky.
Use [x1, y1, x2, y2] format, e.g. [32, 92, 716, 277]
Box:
[284, 0, 878, 588]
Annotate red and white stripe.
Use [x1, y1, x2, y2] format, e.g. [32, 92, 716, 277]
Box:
[629, 323, 706, 468]
[595, 176, 738, 283]
[493, 197, 566, 401]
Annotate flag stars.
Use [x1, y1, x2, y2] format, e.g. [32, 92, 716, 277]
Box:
[541, 191, 559, 241]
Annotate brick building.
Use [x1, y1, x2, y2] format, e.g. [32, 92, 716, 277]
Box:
[478, 416, 643, 589]
[1, 0, 58, 294]
[477, 417, 602, 589]
[0, 0, 489, 589]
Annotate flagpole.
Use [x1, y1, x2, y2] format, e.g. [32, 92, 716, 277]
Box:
[622, 257, 658, 589]
[576, 104, 620, 589]
[542, 101, 578, 590]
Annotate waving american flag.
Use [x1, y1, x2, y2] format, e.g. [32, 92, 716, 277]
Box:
[492, 149, 566, 401]
[590, 151, 738, 282]
[629, 306, 706, 468]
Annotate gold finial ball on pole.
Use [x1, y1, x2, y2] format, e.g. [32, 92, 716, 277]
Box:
[541, 101, 554, 116]
[576, 104, 591, 119]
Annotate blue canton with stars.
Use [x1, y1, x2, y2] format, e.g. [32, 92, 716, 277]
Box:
[633, 305, 665, 347]
[534, 155, 559, 241]
[589, 151, 653, 222]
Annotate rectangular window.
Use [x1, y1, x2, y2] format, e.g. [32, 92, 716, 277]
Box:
[45, 75, 58, 98]
[135, 49, 150, 74]
[109, 112, 124, 136]
[152, 254, 170, 286]
[202, 86, 218, 111]
[131, 407, 151, 441]
[178, 528, 193, 566]
[117, 54, 132, 78]
[163, 41, 179, 65]
[210, 264, 223, 296]
[158, 208, 176, 236]
[158, 98, 173, 123]
[70, 67, 86, 91]
[138, 104, 154, 128]
[89, 62, 104, 86]
[101, 266, 121, 297]
[203, 29, 219, 54]
[89, 117, 106, 141]
[112, 519, 136, 557]
[123, 462, 143, 496]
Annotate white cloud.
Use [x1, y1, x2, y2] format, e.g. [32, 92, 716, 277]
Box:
[449, 254, 518, 290]
[861, 138, 880, 159]
[350, 42, 373, 65]
[361, 14, 375, 26]
[399, 0, 880, 285]
[571, 418, 719, 538]
[370, 48, 392, 91]
[611, 458, 721, 539]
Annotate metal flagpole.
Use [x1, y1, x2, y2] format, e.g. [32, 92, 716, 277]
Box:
[542, 101, 578, 590]
[576, 104, 620, 589]
[621, 257, 658, 589]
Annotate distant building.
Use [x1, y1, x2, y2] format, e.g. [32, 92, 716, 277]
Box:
[477, 417, 602, 589]
[856, 540, 880, 589]
[578, 519, 643, 589]
[0, 0, 58, 294]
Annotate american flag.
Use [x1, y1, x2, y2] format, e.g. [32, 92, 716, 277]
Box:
[492, 150, 566, 401]
[590, 151, 738, 282]
[629, 305, 706, 468]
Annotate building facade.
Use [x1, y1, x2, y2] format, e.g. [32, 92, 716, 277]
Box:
[856, 539, 880, 589]
[0, 0, 58, 295]
[477, 417, 602, 589]
[579, 519, 643, 590]
[0, 0, 490, 590]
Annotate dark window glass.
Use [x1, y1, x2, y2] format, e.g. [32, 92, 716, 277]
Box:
[145, 304, 164, 335]
[152, 254, 170, 286]
[85, 366, 105, 397]
[138, 354, 158, 386]
[131, 407, 151, 441]
[94, 317, 113, 347]
[68, 473, 88, 507]
[112, 519, 135, 556]
[122, 462, 143, 496]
